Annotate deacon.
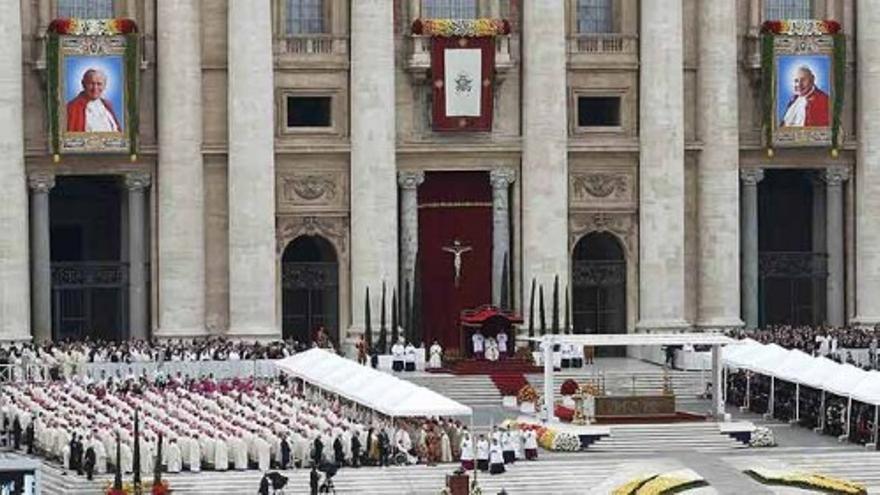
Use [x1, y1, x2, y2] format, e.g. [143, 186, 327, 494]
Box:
[497, 331, 508, 359]
[391, 338, 405, 373]
[472, 330, 485, 360]
[404, 341, 417, 372]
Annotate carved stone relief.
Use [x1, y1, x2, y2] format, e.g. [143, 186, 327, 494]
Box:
[276, 215, 349, 259]
[569, 211, 636, 258]
[570, 172, 633, 208]
[277, 172, 346, 212]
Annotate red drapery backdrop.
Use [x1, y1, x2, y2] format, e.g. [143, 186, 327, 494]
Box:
[418, 171, 492, 353]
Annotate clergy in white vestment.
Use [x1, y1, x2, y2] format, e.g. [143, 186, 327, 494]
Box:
[232, 436, 248, 470]
[391, 339, 405, 372]
[475, 435, 489, 472]
[404, 343, 417, 372]
[140, 438, 154, 476]
[485, 338, 500, 362]
[440, 430, 452, 463]
[488, 440, 505, 475]
[255, 436, 271, 472]
[459, 434, 474, 471]
[501, 430, 515, 464]
[91, 436, 107, 474]
[428, 341, 443, 369]
[165, 438, 182, 473]
[524, 429, 538, 460]
[496, 332, 508, 358]
[214, 434, 229, 471]
[472, 330, 485, 360]
[188, 436, 201, 472]
[120, 441, 133, 474]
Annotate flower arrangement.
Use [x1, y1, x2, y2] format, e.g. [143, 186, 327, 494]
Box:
[560, 378, 579, 396]
[746, 467, 867, 495]
[411, 18, 510, 38]
[611, 475, 656, 495]
[104, 481, 170, 495]
[48, 18, 138, 35]
[513, 346, 534, 363]
[761, 19, 841, 35]
[554, 404, 574, 423]
[749, 426, 776, 447]
[517, 384, 538, 404]
[551, 432, 581, 452]
[537, 428, 556, 450]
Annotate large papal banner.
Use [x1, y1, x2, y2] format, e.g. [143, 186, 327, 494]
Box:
[761, 20, 844, 154]
[46, 18, 139, 160]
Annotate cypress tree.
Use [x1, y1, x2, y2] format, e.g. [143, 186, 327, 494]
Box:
[364, 286, 372, 351]
[391, 288, 399, 347]
[552, 275, 560, 335]
[500, 252, 510, 311]
[153, 433, 164, 488]
[403, 279, 412, 343]
[379, 281, 388, 353]
[133, 408, 141, 487]
[113, 434, 122, 490]
[565, 284, 571, 335]
[412, 250, 423, 345]
[539, 285, 546, 336]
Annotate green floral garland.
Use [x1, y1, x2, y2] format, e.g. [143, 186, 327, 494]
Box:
[761, 33, 774, 153]
[832, 33, 845, 151]
[46, 33, 60, 157]
[125, 33, 139, 158]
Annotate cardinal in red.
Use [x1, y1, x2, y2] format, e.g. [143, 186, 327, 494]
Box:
[66, 68, 121, 132]
[781, 65, 830, 127]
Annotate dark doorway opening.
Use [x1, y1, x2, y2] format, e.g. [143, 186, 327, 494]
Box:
[572, 232, 627, 357]
[50, 176, 127, 342]
[281, 236, 339, 346]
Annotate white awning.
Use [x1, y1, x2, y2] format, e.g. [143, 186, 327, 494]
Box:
[523, 333, 739, 346]
[274, 348, 472, 418]
[850, 371, 880, 406]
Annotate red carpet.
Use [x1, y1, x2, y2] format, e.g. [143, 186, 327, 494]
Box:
[592, 411, 708, 424]
[489, 373, 528, 396]
[428, 358, 542, 375]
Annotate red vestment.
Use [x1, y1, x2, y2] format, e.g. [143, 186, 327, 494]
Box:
[66, 92, 121, 132]
[783, 88, 830, 127]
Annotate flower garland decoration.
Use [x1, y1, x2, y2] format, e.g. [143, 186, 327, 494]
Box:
[761, 19, 841, 35]
[48, 18, 138, 35]
[749, 426, 776, 447]
[612, 470, 708, 495]
[551, 431, 581, 452]
[412, 18, 511, 38]
[746, 468, 867, 495]
[104, 480, 170, 495]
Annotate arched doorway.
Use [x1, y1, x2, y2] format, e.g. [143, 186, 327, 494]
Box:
[281, 236, 339, 346]
[572, 232, 627, 356]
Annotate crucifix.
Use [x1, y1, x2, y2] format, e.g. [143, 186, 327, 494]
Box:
[442, 239, 472, 288]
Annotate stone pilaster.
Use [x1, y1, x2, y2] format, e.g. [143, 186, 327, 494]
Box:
[0, 0, 30, 342]
[637, 0, 688, 331]
[696, 0, 742, 329]
[125, 172, 151, 341]
[853, 0, 880, 325]
[824, 166, 849, 327]
[522, 1, 568, 306]
[398, 171, 424, 303]
[28, 173, 54, 343]
[740, 168, 764, 329]
[490, 168, 515, 306]
[156, 0, 205, 337]
[351, 0, 398, 329]
[228, 0, 278, 337]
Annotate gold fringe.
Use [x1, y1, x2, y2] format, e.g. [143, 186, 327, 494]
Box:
[418, 201, 492, 209]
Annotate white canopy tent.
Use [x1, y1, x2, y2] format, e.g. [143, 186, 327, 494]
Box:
[275, 348, 472, 418]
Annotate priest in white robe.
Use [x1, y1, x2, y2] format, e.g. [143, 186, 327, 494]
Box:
[428, 341, 443, 369]
[165, 438, 182, 474]
[213, 434, 229, 471]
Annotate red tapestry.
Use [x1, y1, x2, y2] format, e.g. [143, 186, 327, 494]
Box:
[431, 36, 494, 131]
[418, 172, 492, 353]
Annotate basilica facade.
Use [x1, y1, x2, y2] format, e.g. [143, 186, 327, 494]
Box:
[0, 0, 877, 355]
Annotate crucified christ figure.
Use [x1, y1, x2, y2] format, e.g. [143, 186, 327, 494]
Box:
[442, 239, 472, 288]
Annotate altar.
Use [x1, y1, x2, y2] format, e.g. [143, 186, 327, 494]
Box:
[594, 395, 676, 419]
[458, 305, 523, 358]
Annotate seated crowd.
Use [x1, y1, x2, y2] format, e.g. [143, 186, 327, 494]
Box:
[0, 372, 469, 480]
[729, 325, 879, 370]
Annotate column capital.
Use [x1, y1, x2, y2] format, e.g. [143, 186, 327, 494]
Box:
[490, 167, 517, 188]
[28, 172, 55, 193]
[822, 166, 850, 186]
[740, 168, 764, 186]
[397, 170, 425, 189]
[124, 171, 152, 191]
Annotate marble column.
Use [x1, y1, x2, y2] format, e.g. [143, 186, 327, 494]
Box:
[490, 168, 515, 306]
[126, 172, 151, 341]
[824, 167, 849, 327]
[522, 1, 568, 307]
[228, 0, 278, 337]
[28, 173, 54, 343]
[398, 171, 424, 303]
[740, 169, 764, 329]
[637, 0, 687, 331]
[0, 0, 30, 342]
[853, 0, 880, 326]
[351, 0, 398, 329]
[156, 0, 205, 337]
[696, 0, 743, 329]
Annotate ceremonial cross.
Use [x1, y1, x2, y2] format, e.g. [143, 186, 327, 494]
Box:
[442, 239, 472, 288]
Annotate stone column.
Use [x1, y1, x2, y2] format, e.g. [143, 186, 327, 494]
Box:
[28, 173, 54, 343]
[811, 175, 827, 324]
[824, 167, 849, 327]
[854, 0, 880, 326]
[740, 169, 764, 329]
[398, 171, 424, 302]
[0, 0, 30, 342]
[637, 0, 687, 331]
[522, 1, 568, 307]
[696, 0, 743, 329]
[156, 0, 205, 337]
[712, 345, 724, 418]
[490, 168, 515, 306]
[228, 0, 278, 337]
[125, 172, 151, 341]
[351, 0, 398, 329]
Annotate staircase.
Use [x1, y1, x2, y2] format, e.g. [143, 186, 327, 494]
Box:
[402, 374, 502, 407]
[588, 423, 749, 453]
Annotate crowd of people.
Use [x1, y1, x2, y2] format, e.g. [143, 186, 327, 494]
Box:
[728, 325, 879, 370]
[0, 372, 476, 484]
